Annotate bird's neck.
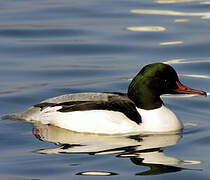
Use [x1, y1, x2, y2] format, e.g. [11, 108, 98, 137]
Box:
[128, 78, 163, 110]
[128, 91, 163, 110]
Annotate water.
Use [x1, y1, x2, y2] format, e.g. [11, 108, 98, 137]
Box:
[0, 0, 210, 179]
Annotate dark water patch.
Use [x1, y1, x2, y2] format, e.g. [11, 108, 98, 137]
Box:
[45, 5, 130, 19]
[195, 135, 210, 146]
[180, 2, 210, 11]
[116, 31, 167, 44]
[0, 43, 139, 58]
[28, 68, 116, 78]
[175, 62, 210, 75]
[156, 42, 210, 59]
[0, 28, 91, 38]
[164, 96, 210, 118]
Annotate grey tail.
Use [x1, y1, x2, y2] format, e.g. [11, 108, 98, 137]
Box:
[1, 106, 42, 121]
[1, 114, 22, 120]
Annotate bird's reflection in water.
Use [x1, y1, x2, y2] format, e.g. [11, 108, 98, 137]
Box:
[32, 122, 201, 176]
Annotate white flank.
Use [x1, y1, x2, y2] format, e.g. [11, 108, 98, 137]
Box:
[39, 109, 141, 134]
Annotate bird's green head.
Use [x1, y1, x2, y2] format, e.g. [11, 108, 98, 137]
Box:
[128, 63, 206, 110]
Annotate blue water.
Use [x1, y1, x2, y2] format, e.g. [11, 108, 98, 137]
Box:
[1, 0, 210, 179]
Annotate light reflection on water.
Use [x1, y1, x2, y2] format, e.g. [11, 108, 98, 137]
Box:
[155, 0, 195, 4]
[130, 9, 210, 19]
[174, 18, 190, 22]
[160, 41, 183, 45]
[127, 26, 166, 32]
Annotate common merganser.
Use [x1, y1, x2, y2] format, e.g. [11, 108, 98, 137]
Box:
[5, 63, 206, 134]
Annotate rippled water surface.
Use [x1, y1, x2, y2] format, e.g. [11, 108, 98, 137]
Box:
[1, 0, 210, 179]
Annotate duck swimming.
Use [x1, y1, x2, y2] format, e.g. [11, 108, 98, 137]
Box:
[5, 63, 206, 134]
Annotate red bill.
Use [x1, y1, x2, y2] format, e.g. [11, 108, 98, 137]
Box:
[174, 81, 207, 96]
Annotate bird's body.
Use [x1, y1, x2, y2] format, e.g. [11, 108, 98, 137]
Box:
[5, 63, 206, 134]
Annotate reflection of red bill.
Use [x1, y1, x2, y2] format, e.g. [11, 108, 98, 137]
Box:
[24, 131, 35, 135]
[174, 81, 207, 96]
[24, 124, 54, 135]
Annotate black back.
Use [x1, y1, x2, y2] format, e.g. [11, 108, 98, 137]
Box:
[34, 93, 142, 124]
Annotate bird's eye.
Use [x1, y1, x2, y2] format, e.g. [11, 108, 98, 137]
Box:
[162, 79, 168, 84]
[163, 79, 175, 89]
[162, 79, 171, 88]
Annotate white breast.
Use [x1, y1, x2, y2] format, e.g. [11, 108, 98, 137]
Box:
[137, 106, 183, 133]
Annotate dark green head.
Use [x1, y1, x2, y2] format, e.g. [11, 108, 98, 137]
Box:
[128, 63, 206, 110]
